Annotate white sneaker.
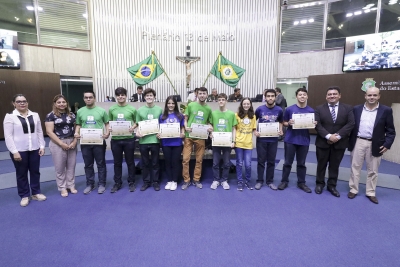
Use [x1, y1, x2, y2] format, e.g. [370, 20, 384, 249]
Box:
[211, 181, 220, 190]
[31, 194, 47, 201]
[170, 182, 177, 191]
[20, 197, 30, 207]
[221, 181, 230, 190]
[165, 182, 173, 190]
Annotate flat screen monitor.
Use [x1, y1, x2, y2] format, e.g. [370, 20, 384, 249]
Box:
[0, 29, 20, 69]
[343, 30, 400, 72]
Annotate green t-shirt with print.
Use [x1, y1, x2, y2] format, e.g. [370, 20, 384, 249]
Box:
[76, 106, 109, 130]
[136, 105, 163, 144]
[184, 101, 212, 138]
[210, 109, 238, 133]
[108, 104, 136, 140]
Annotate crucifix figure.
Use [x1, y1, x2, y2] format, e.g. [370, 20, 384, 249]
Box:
[176, 45, 200, 88]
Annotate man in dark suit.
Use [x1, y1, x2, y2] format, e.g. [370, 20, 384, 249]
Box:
[314, 86, 355, 197]
[347, 87, 395, 204]
[131, 86, 144, 102]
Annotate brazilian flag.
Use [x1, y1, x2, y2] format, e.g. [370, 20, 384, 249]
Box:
[210, 54, 245, 87]
[127, 54, 164, 86]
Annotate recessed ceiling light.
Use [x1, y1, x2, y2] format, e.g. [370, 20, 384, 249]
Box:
[83, 13, 88, 18]
[346, 13, 353, 17]
[364, 9, 371, 13]
[26, 6, 34, 10]
[308, 18, 314, 23]
[293, 21, 299, 25]
[370, 7, 377, 10]
[14, 17, 19, 21]
[300, 19, 307, 24]
[354, 11, 362, 15]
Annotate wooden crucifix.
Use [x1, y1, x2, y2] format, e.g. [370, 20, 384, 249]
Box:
[176, 45, 200, 88]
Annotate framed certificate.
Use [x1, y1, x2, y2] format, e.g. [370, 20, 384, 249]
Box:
[292, 113, 315, 129]
[159, 123, 181, 138]
[80, 129, 103, 145]
[109, 121, 132, 137]
[258, 122, 279, 137]
[138, 119, 159, 136]
[189, 123, 209, 139]
[212, 132, 232, 147]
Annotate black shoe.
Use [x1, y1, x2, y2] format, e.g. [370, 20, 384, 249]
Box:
[315, 184, 323, 194]
[129, 183, 136, 192]
[278, 182, 288, 190]
[153, 182, 160, 191]
[367, 195, 379, 204]
[297, 183, 312, 193]
[327, 186, 340, 197]
[110, 183, 122, 193]
[140, 183, 151, 191]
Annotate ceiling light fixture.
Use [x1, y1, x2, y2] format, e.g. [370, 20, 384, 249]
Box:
[293, 21, 299, 25]
[300, 19, 307, 24]
[346, 13, 353, 17]
[364, 9, 371, 13]
[26, 6, 34, 10]
[308, 18, 314, 22]
[354, 11, 362, 15]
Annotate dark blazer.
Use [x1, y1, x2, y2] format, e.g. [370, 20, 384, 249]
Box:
[315, 102, 355, 149]
[348, 104, 396, 157]
[131, 93, 144, 102]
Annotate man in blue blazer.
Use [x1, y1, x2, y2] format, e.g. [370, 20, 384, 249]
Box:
[348, 87, 396, 204]
[315, 86, 355, 197]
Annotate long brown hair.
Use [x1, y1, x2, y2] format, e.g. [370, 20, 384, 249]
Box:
[52, 94, 72, 117]
[237, 97, 254, 119]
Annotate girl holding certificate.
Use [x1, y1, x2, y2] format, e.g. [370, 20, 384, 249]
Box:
[45, 95, 78, 197]
[158, 96, 185, 191]
[234, 98, 257, 191]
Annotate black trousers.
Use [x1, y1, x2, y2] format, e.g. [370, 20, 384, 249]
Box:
[315, 145, 346, 187]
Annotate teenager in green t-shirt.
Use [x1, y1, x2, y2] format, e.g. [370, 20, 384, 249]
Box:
[74, 90, 110, 195]
[181, 87, 212, 190]
[136, 88, 163, 191]
[209, 93, 237, 190]
[108, 87, 137, 193]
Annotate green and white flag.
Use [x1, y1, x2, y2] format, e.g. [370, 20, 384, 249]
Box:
[127, 54, 164, 86]
[210, 54, 245, 87]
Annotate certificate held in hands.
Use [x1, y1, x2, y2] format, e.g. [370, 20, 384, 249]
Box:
[258, 122, 279, 137]
[159, 123, 180, 138]
[189, 123, 209, 139]
[109, 121, 132, 137]
[138, 119, 159, 136]
[80, 129, 104, 145]
[212, 132, 232, 147]
[292, 113, 315, 129]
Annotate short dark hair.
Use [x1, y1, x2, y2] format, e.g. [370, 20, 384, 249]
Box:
[264, 89, 276, 97]
[197, 87, 208, 93]
[137, 86, 143, 91]
[115, 87, 127, 96]
[295, 88, 308, 96]
[12, 94, 27, 102]
[275, 87, 282, 93]
[327, 86, 341, 94]
[84, 90, 96, 98]
[217, 93, 227, 100]
[143, 88, 156, 97]
[234, 88, 240, 93]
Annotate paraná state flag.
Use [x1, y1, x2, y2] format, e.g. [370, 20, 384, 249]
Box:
[127, 54, 164, 86]
[210, 54, 245, 87]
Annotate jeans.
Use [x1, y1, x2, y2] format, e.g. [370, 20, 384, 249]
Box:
[235, 148, 252, 183]
[281, 142, 309, 185]
[162, 145, 183, 182]
[81, 142, 107, 186]
[212, 146, 231, 182]
[256, 141, 278, 184]
[182, 138, 205, 182]
[10, 150, 41, 198]
[111, 138, 136, 185]
[139, 143, 160, 184]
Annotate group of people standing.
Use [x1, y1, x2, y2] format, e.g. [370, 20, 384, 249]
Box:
[3, 85, 395, 207]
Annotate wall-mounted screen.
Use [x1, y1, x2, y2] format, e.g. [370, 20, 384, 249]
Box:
[0, 29, 20, 69]
[343, 30, 400, 72]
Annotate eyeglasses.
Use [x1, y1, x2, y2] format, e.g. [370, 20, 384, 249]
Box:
[84, 96, 94, 99]
[367, 94, 378, 97]
[15, 100, 27, 104]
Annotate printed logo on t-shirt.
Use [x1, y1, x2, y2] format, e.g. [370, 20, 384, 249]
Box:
[197, 111, 204, 117]
[86, 115, 96, 124]
[243, 118, 250, 125]
[217, 118, 227, 132]
[117, 114, 125, 121]
[168, 117, 177, 123]
[261, 113, 278, 122]
[194, 111, 204, 123]
[147, 114, 154, 120]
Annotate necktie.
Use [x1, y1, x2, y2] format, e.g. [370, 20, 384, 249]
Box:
[330, 105, 336, 123]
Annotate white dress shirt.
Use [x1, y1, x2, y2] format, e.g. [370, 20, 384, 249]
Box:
[358, 103, 379, 139]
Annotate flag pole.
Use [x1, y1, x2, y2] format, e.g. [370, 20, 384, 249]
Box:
[152, 51, 178, 95]
[202, 52, 222, 87]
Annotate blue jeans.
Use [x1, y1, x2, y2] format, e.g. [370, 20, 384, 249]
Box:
[281, 142, 309, 185]
[10, 150, 41, 198]
[81, 142, 107, 186]
[139, 143, 160, 185]
[256, 141, 278, 184]
[212, 146, 231, 182]
[111, 138, 135, 185]
[162, 145, 183, 182]
[235, 148, 252, 183]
